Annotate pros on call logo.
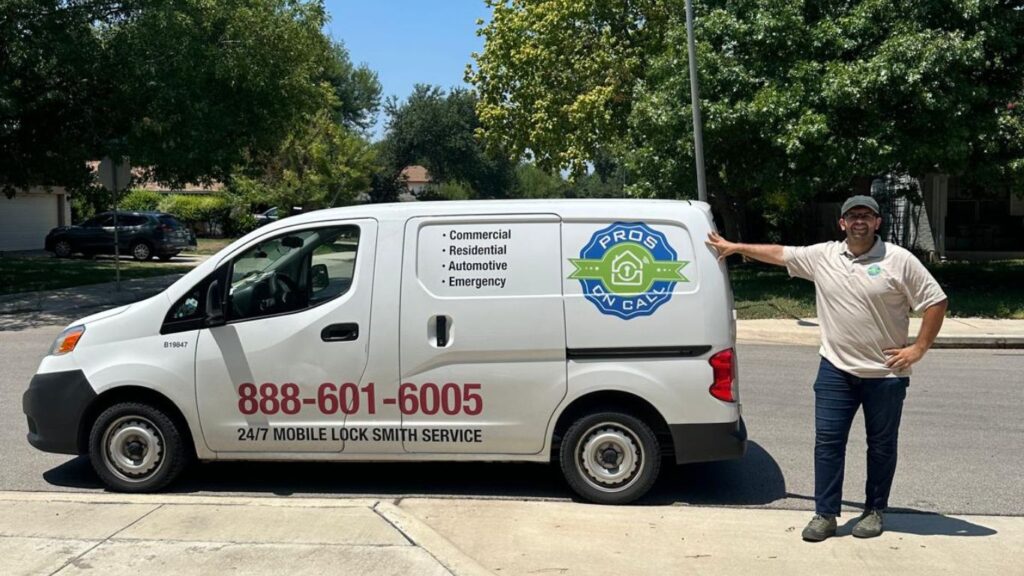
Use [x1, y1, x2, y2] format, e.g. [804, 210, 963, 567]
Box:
[569, 222, 689, 319]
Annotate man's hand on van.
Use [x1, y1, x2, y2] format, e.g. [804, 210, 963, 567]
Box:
[705, 232, 786, 266]
[706, 231, 740, 261]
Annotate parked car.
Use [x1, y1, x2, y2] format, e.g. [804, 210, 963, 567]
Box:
[253, 206, 279, 227]
[45, 211, 196, 261]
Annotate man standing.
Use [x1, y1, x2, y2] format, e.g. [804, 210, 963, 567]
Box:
[706, 195, 948, 541]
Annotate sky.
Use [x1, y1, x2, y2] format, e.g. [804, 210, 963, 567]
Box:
[323, 1, 489, 139]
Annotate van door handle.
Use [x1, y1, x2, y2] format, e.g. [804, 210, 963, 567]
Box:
[321, 323, 359, 342]
[435, 315, 448, 347]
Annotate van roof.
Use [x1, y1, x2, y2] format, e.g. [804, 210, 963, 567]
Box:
[264, 199, 712, 230]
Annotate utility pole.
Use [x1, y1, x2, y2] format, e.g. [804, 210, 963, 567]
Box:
[98, 156, 129, 292]
[685, 0, 708, 203]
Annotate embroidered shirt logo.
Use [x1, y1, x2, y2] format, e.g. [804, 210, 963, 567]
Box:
[569, 222, 689, 319]
[867, 264, 883, 277]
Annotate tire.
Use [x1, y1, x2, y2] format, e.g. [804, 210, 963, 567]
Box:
[559, 411, 661, 504]
[130, 241, 153, 261]
[88, 402, 189, 492]
[53, 239, 73, 258]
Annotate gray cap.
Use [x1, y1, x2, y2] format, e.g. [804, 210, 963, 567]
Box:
[841, 195, 880, 216]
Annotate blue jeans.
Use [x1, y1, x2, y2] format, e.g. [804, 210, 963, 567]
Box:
[813, 357, 909, 516]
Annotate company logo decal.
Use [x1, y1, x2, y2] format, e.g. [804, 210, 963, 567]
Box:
[569, 222, 689, 319]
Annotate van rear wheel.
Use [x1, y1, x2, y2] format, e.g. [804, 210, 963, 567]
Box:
[559, 412, 661, 504]
[88, 402, 188, 492]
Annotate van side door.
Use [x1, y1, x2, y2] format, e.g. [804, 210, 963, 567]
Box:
[192, 220, 376, 453]
[398, 215, 567, 454]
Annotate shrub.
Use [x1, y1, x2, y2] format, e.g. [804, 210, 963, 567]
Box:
[119, 189, 162, 212]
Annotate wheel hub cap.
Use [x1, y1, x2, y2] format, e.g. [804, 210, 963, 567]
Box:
[579, 426, 641, 488]
[104, 417, 163, 480]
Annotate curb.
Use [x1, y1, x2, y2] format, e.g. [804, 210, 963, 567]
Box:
[737, 334, 1024, 350]
[376, 501, 495, 576]
[927, 336, 1024, 349]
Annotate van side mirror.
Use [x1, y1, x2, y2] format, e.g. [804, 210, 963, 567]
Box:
[311, 263, 329, 292]
[205, 279, 225, 327]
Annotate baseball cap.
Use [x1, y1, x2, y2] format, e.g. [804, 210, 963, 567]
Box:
[841, 195, 880, 216]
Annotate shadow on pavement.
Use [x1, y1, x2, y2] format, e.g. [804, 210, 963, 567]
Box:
[834, 511, 997, 537]
[784, 493, 998, 537]
[42, 441, 787, 506]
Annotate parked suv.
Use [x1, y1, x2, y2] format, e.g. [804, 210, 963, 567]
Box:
[45, 211, 195, 261]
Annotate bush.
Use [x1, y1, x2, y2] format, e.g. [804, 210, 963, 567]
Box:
[119, 189, 162, 212]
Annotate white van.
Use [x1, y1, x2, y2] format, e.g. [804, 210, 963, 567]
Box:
[24, 200, 745, 504]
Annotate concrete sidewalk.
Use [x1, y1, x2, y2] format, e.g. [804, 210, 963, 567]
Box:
[0, 274, 187, 330]
[0, 492, 1018, 576]
[737, 317, 1024, 348]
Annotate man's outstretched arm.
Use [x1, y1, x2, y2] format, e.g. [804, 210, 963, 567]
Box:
[705, 231, 786, 266]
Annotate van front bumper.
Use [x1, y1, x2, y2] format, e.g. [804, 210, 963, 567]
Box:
[23, 370, 96, 455]
[670, 417, 747, 465]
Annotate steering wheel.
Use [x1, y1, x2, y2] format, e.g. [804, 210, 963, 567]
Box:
[272, 272, 299, 309]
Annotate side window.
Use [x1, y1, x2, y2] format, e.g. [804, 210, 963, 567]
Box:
[310, 227, 360, 305]
[92, 215, 115, 227]
[161, 267, 227, 335]
[228, 225, 359, 322]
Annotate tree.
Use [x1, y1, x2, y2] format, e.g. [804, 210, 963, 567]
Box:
[380, 84, 515, 198]
[471, 0, 1024, 239]
[469, 0, 672, 177]
[1, 0, 338, 195]
[230, 109, 377, 212]
[321, 41, 382, 132]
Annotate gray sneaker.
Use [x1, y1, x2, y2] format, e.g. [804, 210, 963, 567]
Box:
[852, 509, 884, 538]
[801, 514, 837, 542]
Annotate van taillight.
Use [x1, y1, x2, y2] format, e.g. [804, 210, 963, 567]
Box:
[709, 348, 736, 402]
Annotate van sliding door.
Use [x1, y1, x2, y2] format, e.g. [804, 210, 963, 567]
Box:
[398, 215, 567, 454]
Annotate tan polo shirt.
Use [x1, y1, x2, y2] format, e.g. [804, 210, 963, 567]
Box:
[783, 237, 947, 378]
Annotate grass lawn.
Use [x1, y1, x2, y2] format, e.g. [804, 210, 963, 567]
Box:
[195, 237, 236, 255]
[0, 256, 195, 295]
[730, 260, 1024, 320]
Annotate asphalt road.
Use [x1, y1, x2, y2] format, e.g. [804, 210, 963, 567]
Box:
[2, 323, 1021, 516]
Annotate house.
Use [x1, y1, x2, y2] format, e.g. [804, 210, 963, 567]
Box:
[808, 173, 1023, 261]
[0, 187, 71, 252]
[399, 165, 433, 200]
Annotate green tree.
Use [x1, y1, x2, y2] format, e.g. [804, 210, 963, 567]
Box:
[231, 109, 377, 212]
[380, 84, 515, 198]
[1, 0, 338, 195]
[321, 41, 382, 132]
[469, 0, 672, 177]
[471, 0, 1024, 239]
[511, 163, 567, 198]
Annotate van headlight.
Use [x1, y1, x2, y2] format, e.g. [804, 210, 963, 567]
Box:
[50, 325, 86, 356]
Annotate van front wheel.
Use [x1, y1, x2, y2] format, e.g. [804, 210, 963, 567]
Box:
[88, 402, 188, 492]
[559, 412, 661, 504]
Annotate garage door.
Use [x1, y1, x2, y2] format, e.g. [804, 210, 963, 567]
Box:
[0, 194, 59, 251]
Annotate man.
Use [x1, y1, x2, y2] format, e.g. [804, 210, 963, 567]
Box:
[706, 195, 948, 541]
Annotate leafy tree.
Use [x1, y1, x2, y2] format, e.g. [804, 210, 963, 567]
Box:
[471, 0, 1024, 239]
[230, 109, 377, 212]
[1, 0, 338, 195]
[470, 0, 672, 177]
[511, 163, 567, 198]
[380, 84, 515, 198]
[321, 41, 382, 132]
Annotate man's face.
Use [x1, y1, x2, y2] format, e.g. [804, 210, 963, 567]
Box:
[839, 208, 881, 242]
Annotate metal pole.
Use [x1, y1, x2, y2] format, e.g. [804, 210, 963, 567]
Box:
[685, 0, 708, 203]
[111, 161, 121, 292]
